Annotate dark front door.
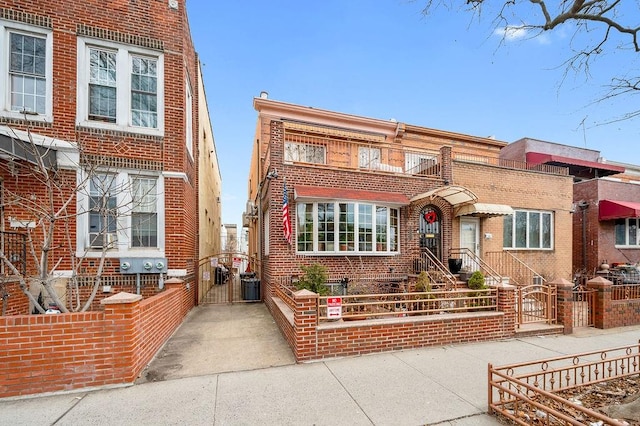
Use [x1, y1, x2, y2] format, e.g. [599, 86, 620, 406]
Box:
[419, 206, 441, 260]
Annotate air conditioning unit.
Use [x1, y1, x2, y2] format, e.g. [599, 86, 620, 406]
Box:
[242, 212, 250, 227]
[245, 200, 256, 216]
[89, 232, 117, 249]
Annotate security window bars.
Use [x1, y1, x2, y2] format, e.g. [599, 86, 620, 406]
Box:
[284, 142, 325, 164]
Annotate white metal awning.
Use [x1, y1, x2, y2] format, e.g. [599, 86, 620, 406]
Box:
[410, 185, 478, 207]
[455, 203, 514, 217]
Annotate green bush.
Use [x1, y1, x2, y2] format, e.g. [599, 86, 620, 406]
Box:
[295, 263, 329, 295]
[467, 271, 486, 290]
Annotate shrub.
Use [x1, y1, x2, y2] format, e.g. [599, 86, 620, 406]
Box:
[467, 271, 486, 290]
[295, 263, 329, 295]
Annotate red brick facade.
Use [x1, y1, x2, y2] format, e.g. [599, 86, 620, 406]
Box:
[0, 0, 199, 313]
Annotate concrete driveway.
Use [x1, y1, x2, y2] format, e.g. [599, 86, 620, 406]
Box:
[136, 302, 296, 383]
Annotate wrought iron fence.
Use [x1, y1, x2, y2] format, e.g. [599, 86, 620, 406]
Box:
[489, 342, 640, 425]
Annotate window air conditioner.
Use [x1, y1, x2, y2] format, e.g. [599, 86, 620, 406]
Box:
[89, 232, 117, 249]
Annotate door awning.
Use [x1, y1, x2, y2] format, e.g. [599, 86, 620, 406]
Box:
[599, 199, 640, 221]
[455, 203, 514, 217]
[410, 185, 478, 207]
[0, 126, 78, 169]
[526, 152, 625, 178]
[294, 185, 410, 206]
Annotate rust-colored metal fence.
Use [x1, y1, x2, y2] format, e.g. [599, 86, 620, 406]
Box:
[489, 342, 640, 425]
[516, 284, 556, 327]
[572, 287, 596, 328]
[197, 252, 248, 304]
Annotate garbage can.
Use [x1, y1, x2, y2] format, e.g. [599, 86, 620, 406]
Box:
[242, 278, 260, 301]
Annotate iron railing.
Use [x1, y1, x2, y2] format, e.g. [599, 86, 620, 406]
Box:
[453, 153, 569, 175]
[449, 247, 503, 285]
[485, 250, 545, 287]
[413, 250, 456, 290]
[0, 231, 27, 276]
[489, 342, 640, 425]
[318, 288, 497, 321]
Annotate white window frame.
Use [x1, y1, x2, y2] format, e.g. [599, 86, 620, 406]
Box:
[503, 209, 553, 250]
[615, 218, 640, 247]
[76, 37, 164, 136]
[185, 79, 193, 159]
[0, 20, 53, 122]
[76, 169, 165, 258]
[295, 200, 400, 255]
[358, 146, 381, 169]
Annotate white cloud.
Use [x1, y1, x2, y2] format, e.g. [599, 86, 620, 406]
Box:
[495, 26, 529, 41]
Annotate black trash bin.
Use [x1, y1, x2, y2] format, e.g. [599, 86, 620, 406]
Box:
[448, 258, 463, 274]
[242, 278, 260, 301]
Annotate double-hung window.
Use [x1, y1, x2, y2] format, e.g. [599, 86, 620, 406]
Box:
[358, 146, 381, 169]
[131, 177, 158, 247]
[503, 209, 553, 249]
[78, 170, 164, 256]
[0, 21, 53, 121]
[615, 218, 640, 247]
[88, 173, 118, 248]
[296, 201, 399, 254]
[77, 38, 164, 135]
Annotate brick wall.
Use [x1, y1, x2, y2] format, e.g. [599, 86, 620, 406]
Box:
[0, 279, 192, 398]
[587, 276, 640, 329]
[271, 284, 517, 362]
[1, 281, 29, 316]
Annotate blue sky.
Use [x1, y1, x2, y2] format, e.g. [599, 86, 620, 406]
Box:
[186, 1, 640, 229]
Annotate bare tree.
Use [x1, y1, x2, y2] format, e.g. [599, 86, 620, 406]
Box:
[0, 126, 156, 313]
[420, 1, 640, 120]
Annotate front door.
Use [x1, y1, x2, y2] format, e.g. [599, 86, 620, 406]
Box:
[460, 217, 479, 271]
[419, 206, 441, 260]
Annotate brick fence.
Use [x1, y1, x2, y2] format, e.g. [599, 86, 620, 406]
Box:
[267, 282, 517, 362]
[0, 278, 192, 399]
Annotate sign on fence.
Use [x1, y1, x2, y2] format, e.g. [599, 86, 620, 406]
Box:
[327, 297, 342, 319]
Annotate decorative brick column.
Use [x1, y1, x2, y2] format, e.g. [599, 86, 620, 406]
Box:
[495, 283, 516, 337]
[101, 292, 143, 381]
[552, 278, 574, 335]
[164, 277, 184, 290]
[293, 289, 318, 361]
[587, 276, 613, 329]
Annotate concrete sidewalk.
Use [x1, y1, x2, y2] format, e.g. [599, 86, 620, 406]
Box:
[1, 314, 639, 426]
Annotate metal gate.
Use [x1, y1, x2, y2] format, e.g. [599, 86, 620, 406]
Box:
[197, 252, 248, 304]
[572, 287, 595, 328]
[516, 284, 557, 327]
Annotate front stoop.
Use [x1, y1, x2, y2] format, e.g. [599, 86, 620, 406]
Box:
[515, 323, 565, 338]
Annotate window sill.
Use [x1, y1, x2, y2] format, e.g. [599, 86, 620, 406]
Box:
[76, 120, 164, 138]
[1, 111, 52, 123]
[78, 248, 165, 258]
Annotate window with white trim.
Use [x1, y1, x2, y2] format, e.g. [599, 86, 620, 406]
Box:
[77, 38, 164, 135]
[503, 209, 553, 249]
[296, 201, 399, 254]
[77, 170, 164, 255]
[284, 142, 325, 164]
[615, 218, 640, 247]
[358, 146, 381, 169]
[131, 177, 157, 247]
[405, 152, 437, 174]
[0, 20, 53, 121]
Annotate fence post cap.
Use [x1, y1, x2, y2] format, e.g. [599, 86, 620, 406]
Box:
[100, 292, 143, 305]
[549, 278, 573, 287]
[294, 289, 318, 299]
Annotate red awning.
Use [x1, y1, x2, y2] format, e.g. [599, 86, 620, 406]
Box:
[599, 199, 640, 221]
[526, 152, 625, 177]
[294, 185, 409, 206]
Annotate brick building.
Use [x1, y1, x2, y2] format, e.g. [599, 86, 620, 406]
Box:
[0, 0, 205, 313]
[500, 138, 634, 275]
[246, 97, 575, 299]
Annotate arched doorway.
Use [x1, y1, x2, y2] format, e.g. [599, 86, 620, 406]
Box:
[419, 205, 442, 261]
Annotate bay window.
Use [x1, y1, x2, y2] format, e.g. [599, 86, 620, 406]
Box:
[296, 201, 399, 254]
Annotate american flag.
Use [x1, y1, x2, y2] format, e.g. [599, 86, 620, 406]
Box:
[282, 179, 292, 245]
